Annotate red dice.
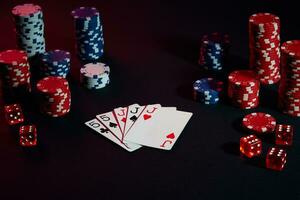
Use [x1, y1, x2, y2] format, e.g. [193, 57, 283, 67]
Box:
[19, 125, 37, 147]
[240, 134, 262, 158]
[275, 124, 293, 146]
[4, 104, 24, 125]
[266, 147, 287, 171]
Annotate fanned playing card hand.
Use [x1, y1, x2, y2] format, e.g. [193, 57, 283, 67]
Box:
[84, 104, 192, 152]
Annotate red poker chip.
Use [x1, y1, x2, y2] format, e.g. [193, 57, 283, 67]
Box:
[281, 40, 300, 58]
[37, 76, 69, 94]
[0, 50, 28, 64]
[242, 112, 276, 133]
[228, 70, 259, 86]
[254, 51, 280, 59]
[230, 92, 260, 100]
[255, 49, 280, 56]
[36, 76, 71, 117]
[259, 75, 281, 85]
[249, 13, 280, 26]
[227, 70, 260, 109]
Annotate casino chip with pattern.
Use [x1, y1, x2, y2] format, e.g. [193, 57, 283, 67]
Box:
[249, 13, 281, 85]
[36, 76, 71, 117]
[227, 70, 260, 109]
[0, 50, 31, 91]
[279, 40, 300, 117]
[40, 50, 71, 78]
[198, 32, 230, 71]
[242, 112, 276, 134]
[12, 4, 46, 57]
[193, 78, 223, 104]
[71, 7, 104, 62]
[80, 62, 110, 90]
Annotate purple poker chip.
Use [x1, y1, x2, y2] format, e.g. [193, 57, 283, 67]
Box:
[42, 50, 70, 64]
[71, 7, 99, 19]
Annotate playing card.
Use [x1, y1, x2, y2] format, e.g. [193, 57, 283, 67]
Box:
[125, 109, 193, 150]
[123, 104, 146, 135]
[96, 111, 123, 141]
[124, 104, 162, 138]
[85, 118, 141, 152]
[113, 106, 128, 134]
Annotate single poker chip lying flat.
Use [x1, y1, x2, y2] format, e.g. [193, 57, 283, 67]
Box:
[242, 112, 276, 133]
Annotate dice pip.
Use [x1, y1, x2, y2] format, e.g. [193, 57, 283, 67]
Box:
[4, 103, 24, 125]
[19, 125, 37, 147]
[275, 124, 293, 146]
[240, 134, 262, 158]
[266, 147, 287, 171]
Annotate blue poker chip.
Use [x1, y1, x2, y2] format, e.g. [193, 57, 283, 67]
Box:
[198, 33, 230, 71]
[193, 78, 223, 104]
[40, 50, 71, 78]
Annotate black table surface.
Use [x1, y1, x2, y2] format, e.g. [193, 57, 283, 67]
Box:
[1, 0, 300, 199]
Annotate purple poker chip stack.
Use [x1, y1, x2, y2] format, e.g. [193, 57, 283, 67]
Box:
[71, 7, 104, 62]
[40, 50, 71, 78]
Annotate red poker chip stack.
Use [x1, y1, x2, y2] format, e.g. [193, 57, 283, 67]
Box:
[0, 50, 31, 91]
[249, 13, 280, 85]
[279, 40, 300, 117]
[36, 76, 71, 117]
[228, 70, 260, 109]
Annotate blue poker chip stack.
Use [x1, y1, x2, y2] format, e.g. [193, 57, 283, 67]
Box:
[71, 7, 104, 62]
[193, 78, 223, 104]
[40, 50, 71, 78]
[12, 4, 46, 57]
[198, 33, 230, 71]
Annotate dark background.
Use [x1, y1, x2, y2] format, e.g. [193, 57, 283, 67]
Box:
[0, 0, 299, 199]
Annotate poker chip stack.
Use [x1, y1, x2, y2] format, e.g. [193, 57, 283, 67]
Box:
[249, 13, 280, 85]
[0, 50, 31, 91]
[279, 40, 300, 117]
[80, 62, 110, 89]
[228, 70, 260, 109]
[40, 50, 71, 78]
[71, 7, 104, 62]
[198, 32, 230, 71]
[12, 4, 46, 57]
[193, 78, 223, 104]
[36, 76, 71, 117]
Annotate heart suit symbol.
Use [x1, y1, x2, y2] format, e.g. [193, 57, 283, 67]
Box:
[166, 133, 175, 139]
[143, 114, 151, 120]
